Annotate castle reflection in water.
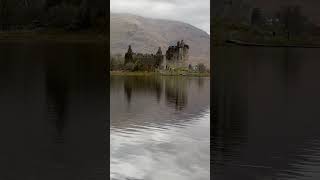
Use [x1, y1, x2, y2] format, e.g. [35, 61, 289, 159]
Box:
[110, 75, 210, 130]
[122, 76, 189, 111]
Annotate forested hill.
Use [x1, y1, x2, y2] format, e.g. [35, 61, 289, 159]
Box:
[253, 0, 320, 24]
[213, 0, 320, 25]
[0, 0, 106, 30]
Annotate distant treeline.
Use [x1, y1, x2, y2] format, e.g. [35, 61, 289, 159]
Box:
[213, 0, 320, 43]
[111, 53, 160, 72]
[250, 5, 320, 38]
[110, 54, 208, 73]
[0, 0, 106, 31]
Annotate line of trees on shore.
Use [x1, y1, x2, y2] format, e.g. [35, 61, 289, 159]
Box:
[213, 0, 320, 43]
[250, 5, 319, 39]
[0, 0, 106, 31]
[110, 54, 208, 73]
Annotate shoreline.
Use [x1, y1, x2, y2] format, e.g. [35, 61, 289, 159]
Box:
[226, 39, 320, 48]
[110, 71, 156, 76]
[110, 71, 210, 77]
[0, 29, 106, 43]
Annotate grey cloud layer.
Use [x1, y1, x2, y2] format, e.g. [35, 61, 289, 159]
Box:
[111, 0, 210, 34]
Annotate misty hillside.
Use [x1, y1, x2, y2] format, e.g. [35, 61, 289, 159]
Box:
[110, 13, 210, 66]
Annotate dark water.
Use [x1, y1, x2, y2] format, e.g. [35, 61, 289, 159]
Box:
[110, 76, 210, 180]
[0, 42, 107, 180]
[213, 46, 320, 180]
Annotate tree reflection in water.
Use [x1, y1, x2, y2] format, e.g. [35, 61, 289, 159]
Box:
[121, 76, 188, 111]
[46, 60, 68, 143]
[164, 77, 187, 111]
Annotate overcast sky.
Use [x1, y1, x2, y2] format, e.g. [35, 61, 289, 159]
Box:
[110, 0, 210, 34]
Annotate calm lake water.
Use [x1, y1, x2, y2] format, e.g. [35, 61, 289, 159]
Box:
[213, 46, 320, 180]
[110, 76, 210, 180]
[0, 42, 107, 180]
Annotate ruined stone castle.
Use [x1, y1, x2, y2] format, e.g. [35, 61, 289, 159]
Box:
[124, 45, 164, 69]
[124, 40, 189, 69]
[165, 40, 189, 67]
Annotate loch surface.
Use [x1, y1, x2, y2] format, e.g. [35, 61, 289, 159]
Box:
[213, 46, 320, 180]
[0, 42, 107, 180]
[110, 76, 210, 180]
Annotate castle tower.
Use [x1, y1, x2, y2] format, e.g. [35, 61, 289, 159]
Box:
[181, 40, 185, 47]
[128, 45, 132, 53]
[156, 47, 162, 56]
[124, 45, 133, 64]
[164, 40, 189, 68]
[179, 40, 184, 61]
[155, 47, 164, 68]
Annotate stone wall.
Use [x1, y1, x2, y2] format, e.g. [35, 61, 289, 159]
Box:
[165, 40, 189, 67]
[124, 40, 189, 70]
[124, 46, 164, 69]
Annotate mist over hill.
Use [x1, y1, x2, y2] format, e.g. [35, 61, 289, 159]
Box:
[110, 13, 210, 66]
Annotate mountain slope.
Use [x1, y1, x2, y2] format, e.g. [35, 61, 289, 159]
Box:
[110, 13, 210, 66]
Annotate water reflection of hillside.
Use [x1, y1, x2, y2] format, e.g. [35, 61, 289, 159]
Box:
[0, 42, 107, 180]
[212, 47, 249, 177]
[110, 76, 210, 130]
[213, 47, 320, 180]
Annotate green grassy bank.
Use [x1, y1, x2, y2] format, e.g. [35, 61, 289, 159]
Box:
[110, 71, 210, 77]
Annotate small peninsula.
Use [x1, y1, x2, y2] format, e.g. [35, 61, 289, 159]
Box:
[110, 40, 209, 77]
